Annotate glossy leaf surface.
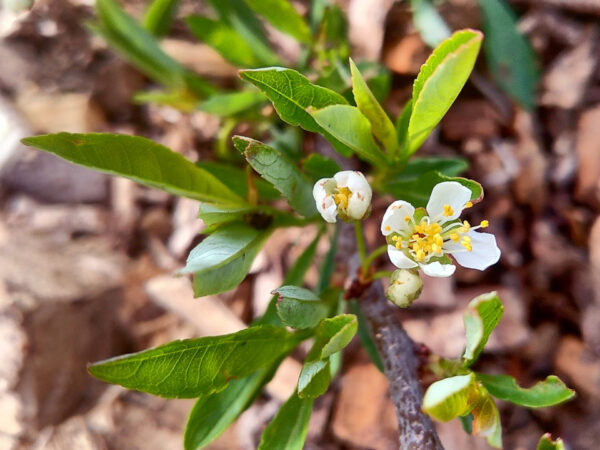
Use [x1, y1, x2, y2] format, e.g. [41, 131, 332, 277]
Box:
[22, 133, 243, 204]
[89, 325, 305, 398]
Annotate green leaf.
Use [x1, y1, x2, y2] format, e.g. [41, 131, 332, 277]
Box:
[317, 226, 338, 294]
[537, 434, 566, 450]
[356, 61, 392, 103]
[462, 292, 504, 366]
[477, 0, 538, 110]
[258, 392, 313, 450]
[184, 367, 276, 450]
[182, 223, 270, 296]
[239, 68, 352, 157]
[477, 374, 575, 408]
[88, 325, 305, 398]
[200, 90, 266, 117]
[233, 136, 317, 218]
[349, 300, 384, 372]
[274, 286, 330, 329]
[297, 358, 331, 398]
[381, 171, 482, 208]
[143, 0, 180, 36]
[21, 133, 243, 204]
[93, 0, 214, 97]
[186, 16, 261, 68]
[471, 393, 502, 449]
[310, 314, 357, 360]
[395, 98, 412, 151]
[399, 157, 469, 178]
[267, 126, 304, 161]
[133, 88, 198, 111]
[198, 204, 257, 226]
[244, 0, 311, 43]
[207, 0, 280, 66]
[349, 58, 397, 153]
[458, 413, 473, 434]
[259, 230, 322, 326]
[422, 373, 477, 422]
[405, 29, 482, 156]
[197, 161, 280, 201]
[302, 154, 340, 181]
[311, 105, 389, 166]
[94, 0, 184, 88]
[410, 0, 451, 47]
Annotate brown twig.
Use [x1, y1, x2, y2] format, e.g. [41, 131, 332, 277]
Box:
[336, 221, 444, 449]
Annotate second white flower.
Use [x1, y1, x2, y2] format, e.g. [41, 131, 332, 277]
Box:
[313, 171, 372, 223]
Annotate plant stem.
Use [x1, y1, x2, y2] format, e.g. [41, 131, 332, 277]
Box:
[354, 220, 367, 266]
[362, 245, 388, 273]
[371, 270, 393, 280]
[336, 221, 443, 450]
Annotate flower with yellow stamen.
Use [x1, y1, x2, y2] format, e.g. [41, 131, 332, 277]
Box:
[380, 181, 500, 277]
[313, 171, 372, 223]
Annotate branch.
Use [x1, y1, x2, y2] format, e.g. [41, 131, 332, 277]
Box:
[337, 221, 444, 449]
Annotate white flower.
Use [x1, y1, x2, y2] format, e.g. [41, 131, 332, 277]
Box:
[381, 181, 501, 277]
[313, 171, 372, 223]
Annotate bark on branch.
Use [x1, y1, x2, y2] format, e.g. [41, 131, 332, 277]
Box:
[337, 221, 444, 450]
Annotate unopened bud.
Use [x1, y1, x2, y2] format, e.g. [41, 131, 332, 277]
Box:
[385, 269, 423, 308]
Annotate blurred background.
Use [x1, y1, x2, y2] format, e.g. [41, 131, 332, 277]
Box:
[0, 0, 599, 449]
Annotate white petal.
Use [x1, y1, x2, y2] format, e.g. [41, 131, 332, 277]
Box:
[341, 171, 370, 194]
[313, 178, 338, 223]
[347, 193, 370, 220]
[333, 170, 353, 188]
[334, 171, 372, 220]
[426, 181, 473, 222]
[387, 245, 418, 269]
[420, 261, 456, 277]
[320, 198, 338, 223]
[447, 231, 501, 271]
[381, 200, 415, 236]
[313, 178, 329, 203]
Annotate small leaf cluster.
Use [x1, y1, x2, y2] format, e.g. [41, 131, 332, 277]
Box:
[422, 292, 575, 448]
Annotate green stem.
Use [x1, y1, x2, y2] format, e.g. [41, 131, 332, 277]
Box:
[362, 245, 388, 272]
[371, 270, 393, 280]
[354, 220, 367, 266]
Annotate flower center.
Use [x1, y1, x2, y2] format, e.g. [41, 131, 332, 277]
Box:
[332, 186, 352, 210]
[388, 204, 491, 263]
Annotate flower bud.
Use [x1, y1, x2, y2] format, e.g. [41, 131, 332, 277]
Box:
[385, 269, 423, 308]
[313, 171, 372, 223]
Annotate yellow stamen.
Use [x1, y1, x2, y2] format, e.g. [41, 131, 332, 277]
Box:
[404, 216, 411, 222]
[332, 186, 351, 210]
[450, 233, 460, 242]
[395, 237, 403, 249]
[465, 201, 473, 208]
[443, 204, 454, 217]
[416, 250, 426, 261]
[385, 225, 391, 231]
[480, 220, 489, 228]
[458, 220, 471, 233]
